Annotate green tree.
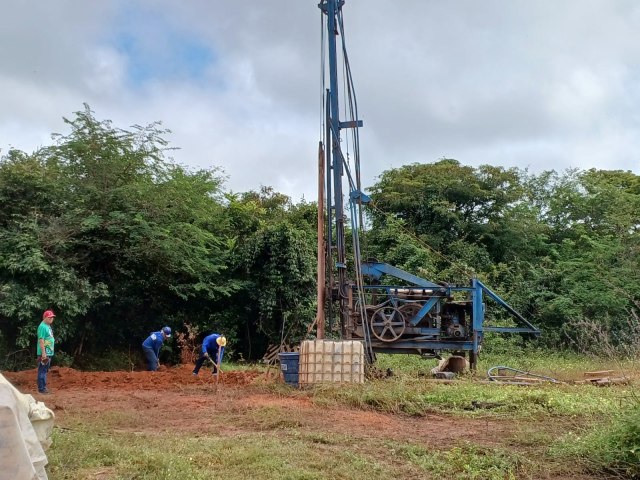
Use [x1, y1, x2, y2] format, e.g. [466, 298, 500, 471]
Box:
[216, 188, 317, 359]
[369, 159, 524, 264]
[0, 106, 235, 359]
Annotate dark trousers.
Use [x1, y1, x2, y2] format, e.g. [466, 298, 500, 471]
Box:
[143, 346, 158, 371]
[193, 348, 219, 374]
[37, 358, 50, 392]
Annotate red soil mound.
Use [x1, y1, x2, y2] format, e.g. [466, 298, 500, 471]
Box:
[2, 364, 260, 392]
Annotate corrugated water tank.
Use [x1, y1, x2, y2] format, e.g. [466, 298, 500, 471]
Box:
[298, 340, 365, 385]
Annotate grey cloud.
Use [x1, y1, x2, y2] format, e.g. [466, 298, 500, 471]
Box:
[1, 0, 639, 202]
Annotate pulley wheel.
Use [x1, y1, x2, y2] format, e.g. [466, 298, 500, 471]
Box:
[370, 306, 405, 342]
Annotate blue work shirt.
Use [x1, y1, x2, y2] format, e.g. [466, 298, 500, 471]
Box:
[142, 331, 165, 355]
[202, 333, 225, 362]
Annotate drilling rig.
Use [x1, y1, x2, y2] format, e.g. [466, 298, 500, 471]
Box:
[317, 0, 539, 369]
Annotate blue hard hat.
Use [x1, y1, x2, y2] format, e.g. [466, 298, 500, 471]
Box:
[162, 326, 172, 337]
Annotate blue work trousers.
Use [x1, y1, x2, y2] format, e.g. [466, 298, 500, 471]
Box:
[193, 348, 219, 374]
[143, 346, 159, 371]
[37, 358, 50, 392]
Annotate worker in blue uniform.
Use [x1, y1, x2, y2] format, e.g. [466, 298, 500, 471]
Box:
[142, 326, 172, 371]
[192, 333, 227, 375]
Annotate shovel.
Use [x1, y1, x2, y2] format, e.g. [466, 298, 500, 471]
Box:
[206, 355, 222, 391]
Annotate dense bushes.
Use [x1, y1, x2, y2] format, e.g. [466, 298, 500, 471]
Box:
[1, 108, 639, 366]
[368, 160, 640, 350]
[0, 107, 317, 365]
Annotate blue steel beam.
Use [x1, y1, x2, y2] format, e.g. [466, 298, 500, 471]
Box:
[361, 261, 442, 288]
[349, 190, 371, 204]
[340, 120, 363, 129]
[476, 279, 540, 336]
[409, 296, 440, 326]
[471, 279, 484, 359]
[373, 340, 475, 350]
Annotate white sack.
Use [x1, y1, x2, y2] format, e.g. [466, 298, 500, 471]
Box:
[0, 373, 54, 480]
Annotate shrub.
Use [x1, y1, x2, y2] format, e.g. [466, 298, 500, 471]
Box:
[74, 350, 138, 371]
[54, 350, 74, 368]
[0, 348, 34, 371]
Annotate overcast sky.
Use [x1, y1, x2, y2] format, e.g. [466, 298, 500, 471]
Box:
[2, 1, 639, 201]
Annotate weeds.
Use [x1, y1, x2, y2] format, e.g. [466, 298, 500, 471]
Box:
[553, 312, 640, 478]
[308, 372, 629, 418]
[552, 405, 640, 478]
[400, 443, 524, 480]
[565, 312, 640, 360]
[0, 347, 33, 371]
[48, 426, 420, 480]
[73, 350, 137, 371]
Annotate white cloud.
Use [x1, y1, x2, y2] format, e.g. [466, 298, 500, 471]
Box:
[84, 48, 128, 96]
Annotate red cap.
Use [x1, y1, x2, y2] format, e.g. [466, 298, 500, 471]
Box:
[43, 310, 56, 319]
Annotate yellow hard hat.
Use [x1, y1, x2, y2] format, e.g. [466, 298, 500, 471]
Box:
[216, 336, 227, 347]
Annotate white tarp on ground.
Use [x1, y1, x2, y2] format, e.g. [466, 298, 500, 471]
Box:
[0, 373, 54, 480]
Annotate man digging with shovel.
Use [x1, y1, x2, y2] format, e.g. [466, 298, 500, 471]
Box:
[192, 333, 226, 377]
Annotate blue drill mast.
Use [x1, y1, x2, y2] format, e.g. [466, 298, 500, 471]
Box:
[318, 0, 539, 368]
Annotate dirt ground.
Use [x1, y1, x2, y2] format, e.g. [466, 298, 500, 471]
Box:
[3, 365, 600, 479]
[5, 365, 507, 442]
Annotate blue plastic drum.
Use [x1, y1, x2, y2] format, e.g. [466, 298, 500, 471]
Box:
[279, 352, 300, 387]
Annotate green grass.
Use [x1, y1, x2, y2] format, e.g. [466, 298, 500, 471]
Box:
[551, 405, 640, 478]
[375, 350, 638, 382]
[48, 426, 421, 480]
[235, 405, 306, 430]
[308, 378, 630, 418]
[219, 360, 267, 372]
[48, 421, 541, 480]
[301, 351, 634, 419]
[399, 443, 525, 480]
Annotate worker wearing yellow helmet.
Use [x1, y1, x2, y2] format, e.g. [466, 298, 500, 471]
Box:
[192, 333, 227, 376]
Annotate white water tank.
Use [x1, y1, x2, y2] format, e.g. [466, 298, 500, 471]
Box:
[298, 340, 365, 385]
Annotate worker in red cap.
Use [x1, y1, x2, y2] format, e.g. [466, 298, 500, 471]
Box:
[36, 309, 56, 394]
[142, 326, 172, 371]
